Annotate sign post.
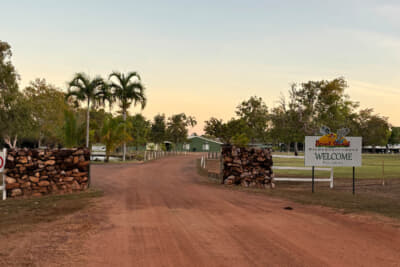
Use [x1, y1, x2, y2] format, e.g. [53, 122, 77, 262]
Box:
[312, 166, 315, 193]
[353, 167, 355, 195]
[0, 148, 7, 200]
[305, 128, 362, 194]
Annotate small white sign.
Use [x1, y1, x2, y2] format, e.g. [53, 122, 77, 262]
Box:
[0, 149, 6, 172]
[305, 136, 362, 167]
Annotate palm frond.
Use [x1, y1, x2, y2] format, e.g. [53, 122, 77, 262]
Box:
[125, 71, 141, 82]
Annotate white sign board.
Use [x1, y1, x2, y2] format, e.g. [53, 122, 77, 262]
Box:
[305, 136, 362, 167]
[0, 149, 6, 172]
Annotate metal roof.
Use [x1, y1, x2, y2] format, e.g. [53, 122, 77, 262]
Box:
[188, 136, 223, 145]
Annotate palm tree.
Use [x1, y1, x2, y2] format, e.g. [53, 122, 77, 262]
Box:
[101, 116, 132, 162]
[66, 73, 105, 148]
[96, 82, 115, 113]
[109, 71, 146, 161]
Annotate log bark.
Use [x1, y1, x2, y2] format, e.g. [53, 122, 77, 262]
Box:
[4, 148, 90, 198]
[222, 145, 274, 188]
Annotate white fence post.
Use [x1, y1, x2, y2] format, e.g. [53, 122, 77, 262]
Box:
[1, 148, 7, 200]
[201, 156, 206, 169]
[2, 173, 5, 200]
[330, 168, 334, 189]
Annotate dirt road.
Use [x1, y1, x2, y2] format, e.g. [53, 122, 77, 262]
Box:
[2, 155, 400, 266]
[83, 156, 400, 267]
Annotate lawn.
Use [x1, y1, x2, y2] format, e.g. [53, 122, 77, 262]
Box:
[273, 153, 400, 180]
[200, 154, 400, 220]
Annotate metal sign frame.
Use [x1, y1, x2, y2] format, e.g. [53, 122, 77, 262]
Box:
[305, 132, 362, 195]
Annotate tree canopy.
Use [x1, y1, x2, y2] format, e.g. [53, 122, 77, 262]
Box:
[0, 40, 397, 152]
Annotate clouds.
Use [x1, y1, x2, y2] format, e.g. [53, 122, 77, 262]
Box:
[375, 3, 400, 25]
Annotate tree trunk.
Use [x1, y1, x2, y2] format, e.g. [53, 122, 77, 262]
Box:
[123, 111, 126, 161]
[86, 99, 90, 148]
[38, 132, 43, 148]
[294, 142, 299, 156]
[287, 142, 290, 153]
[4, 135, 18, 149]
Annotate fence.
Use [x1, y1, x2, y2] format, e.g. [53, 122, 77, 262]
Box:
[143, 150, 188, 162]
[272, 155, 334, 188]
[1, 148, 6, 200]
[91, 150, 189, 162]
[199, 152, 334, 188]
[200, 152, 221, 169]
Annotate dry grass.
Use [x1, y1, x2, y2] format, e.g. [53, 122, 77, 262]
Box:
[0, 189, 103, 235]
[197, 158, 400, 220]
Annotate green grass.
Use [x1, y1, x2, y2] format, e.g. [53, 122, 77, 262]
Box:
[199, 154, 400, 220]
[273, 153, 400, 179]
[0, 189, 103, 235]
[219, 182, 400, 220]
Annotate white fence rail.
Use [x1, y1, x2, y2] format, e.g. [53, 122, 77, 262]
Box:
[200, 152, 221, 169]
[144, 150, 188, 162]
[201, 153, 334, 188]
[272, 155, 334, 188]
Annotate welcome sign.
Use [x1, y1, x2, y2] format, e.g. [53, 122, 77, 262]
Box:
[0, 149, 6, 172]
[305, 132, 362, 167]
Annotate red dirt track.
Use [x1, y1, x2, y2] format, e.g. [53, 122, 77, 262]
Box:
[85, 155, 400, 267]
[1, 155, 400, 266]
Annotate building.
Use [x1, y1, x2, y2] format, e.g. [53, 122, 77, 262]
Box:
[363, 144, 400, 153]
[181, 136, 223, 152]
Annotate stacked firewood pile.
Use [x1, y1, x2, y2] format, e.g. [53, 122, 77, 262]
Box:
[4, 148, 90, 197]
[222, 145, 275, 188]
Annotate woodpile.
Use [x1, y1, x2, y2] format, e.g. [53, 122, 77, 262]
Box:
[222, 145, 275, 188]
[4, 148, 90, 198]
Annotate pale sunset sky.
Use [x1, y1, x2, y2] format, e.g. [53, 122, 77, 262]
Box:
[1, 0, 399, 134]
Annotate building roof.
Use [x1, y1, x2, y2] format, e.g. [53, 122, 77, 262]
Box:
[188, 135, 223, 145]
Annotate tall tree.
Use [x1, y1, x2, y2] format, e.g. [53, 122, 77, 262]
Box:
[0, 40, 24, 147]
[166, 113, 196, 147]
[128, 114, 151, 150]
[389, 127, 400, 145]
[1, 92, 34, 148]
[66, 73, 105, 148]
[109, 71, 146, 161]
[269, 95, 302, 153]
[236, 96, 269, 143]
[204, 117, 250, 145]
[96, 82, 114, 113]
[150, 114, 167, 144]
[24, 78, 67, 147]
[204, 117, 225, 140]
[89, 108, 109, 144]
[290, 77, 359, 136]
[357, 108, 391, 150]
[0, 40, 19, 93]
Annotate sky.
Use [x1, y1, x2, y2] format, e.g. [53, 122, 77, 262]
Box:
[1, 0, 400, 134]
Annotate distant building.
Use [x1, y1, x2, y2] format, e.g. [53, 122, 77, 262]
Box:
[181, 136, 223, 152]
[363, 145, 400, 153]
